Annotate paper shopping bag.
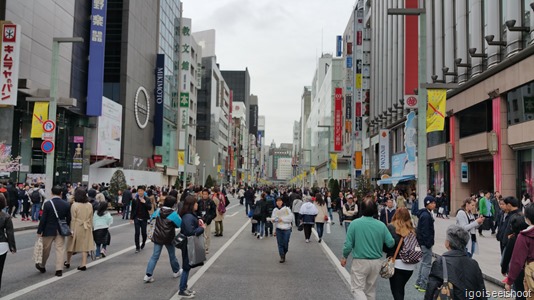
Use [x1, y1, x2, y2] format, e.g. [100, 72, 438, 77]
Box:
[187, 235, 206, 268]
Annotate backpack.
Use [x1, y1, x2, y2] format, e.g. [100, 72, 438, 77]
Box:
[252, 204, 262, 220]
[217, 194, 226, 214]
[30, 189, 42, 204]
[399, 232, 423, 264]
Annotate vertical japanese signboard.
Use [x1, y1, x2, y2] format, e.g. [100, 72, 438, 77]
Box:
[334, 88, 343, 152]
[379, 129, 390, 170]
[153, 54, 164, 146]
[86, 0, 108, 116]
[345, 95, 352, 120]
[0, 23, 21, 106]
[336, 35, 342, 57]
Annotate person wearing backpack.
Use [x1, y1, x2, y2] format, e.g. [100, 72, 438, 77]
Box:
[385, 208, 421, 300]
[30, 184, 45, 222]
[143, 196, 182, 283]
[213, 188, 226, 237]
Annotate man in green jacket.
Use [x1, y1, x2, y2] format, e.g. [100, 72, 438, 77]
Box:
[478, 190, 495, 237]
[340, 196, 394, 300]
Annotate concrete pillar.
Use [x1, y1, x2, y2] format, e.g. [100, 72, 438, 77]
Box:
[486, 1, 501, 68]
[455, 0, 468, 83]
[444, 0, 455, 83]
[469, 0, 483, 76]
[0, 107, 14, 145]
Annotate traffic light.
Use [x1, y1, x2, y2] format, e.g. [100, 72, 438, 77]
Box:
[363, 91, 370, 116]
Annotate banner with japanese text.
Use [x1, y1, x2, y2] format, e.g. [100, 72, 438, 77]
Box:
[0, 23, 21, 106]
[426, 89, 446, 132]
[86, 0, 108, 116]
[334, 88, 343, 152]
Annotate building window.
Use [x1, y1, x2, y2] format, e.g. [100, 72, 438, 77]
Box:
[507, 81, 534, 125]
[458, 101, 491, 138]
[428, 117, 450, 147]
[518, 148, 534, 198]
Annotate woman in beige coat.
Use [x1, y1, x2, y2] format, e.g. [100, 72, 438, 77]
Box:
[314, 193, 329, 243]
[65, 188, 95, 271]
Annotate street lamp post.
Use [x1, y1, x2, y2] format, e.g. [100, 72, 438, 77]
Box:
[318, 124, 332, 185]
[202, 163, 206, 187]
[45, 37, 83, 198]
[182, 122, 196, 191]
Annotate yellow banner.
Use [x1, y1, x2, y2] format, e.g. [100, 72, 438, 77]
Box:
[241, 173, 244, 180]
[426, 89, 447, 133]
[310, 167, 315, 174]
[178, 151, 184, 166]
[31, 102, 49, 138]
[330, 153, 338, 170]
[248, 175, 251, 181]
[303, 171, 307, 177]
[217, 165, 221, 173]
[356, 74, 362, 89]
[232, 170, 236, 177]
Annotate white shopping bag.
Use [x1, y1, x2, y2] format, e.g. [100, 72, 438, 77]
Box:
[326, 218, 331, 234]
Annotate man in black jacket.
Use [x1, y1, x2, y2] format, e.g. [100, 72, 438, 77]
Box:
[130, 186, 152, 253]
[122, 187, 133, 220]
[6, 181, 18, 218]
[415, 196, 436, 293]
[244, 187, 255, 216]
[36, 185, 71, 277]
[197, 189, 216, 254]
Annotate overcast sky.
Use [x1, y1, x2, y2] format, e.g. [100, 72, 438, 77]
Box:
[183, 0, 354, 146]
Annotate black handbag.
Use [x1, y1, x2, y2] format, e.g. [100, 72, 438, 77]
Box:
[49, 199, 72, 236]
[172, 232, 187, 249]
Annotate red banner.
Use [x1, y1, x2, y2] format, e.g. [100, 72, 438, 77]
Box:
[334, 88, 343, 152]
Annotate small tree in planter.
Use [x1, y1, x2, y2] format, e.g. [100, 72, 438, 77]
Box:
[205, 175, 214, 189]
[328, 179, 340, 200]
[109, 170, 128, 200]
[354, 175, 372, 201]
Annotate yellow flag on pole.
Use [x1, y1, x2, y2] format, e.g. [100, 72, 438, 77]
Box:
[178, 151, 185, 166]
[426, 89, 447, 132]
[310, 167, 315, 174]
[330, 153, 338, 170]
[31, 102, 49, 138]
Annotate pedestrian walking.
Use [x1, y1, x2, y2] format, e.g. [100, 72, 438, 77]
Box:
[336, 192, 346, 225]
[340, 196, 394, 300]
[342, 195, 358, 232]
[20, 184, 31, 221]
[291, 195, 303, 227]
[130, 186, 152, 253]
[93, 201, 113, 259]
[495, 197, 508, 254]
[414, 195, 436, 293]
[299, 196, 318, 243]
[179, 195, 204, 298]
[326, 191, 334, 224]
[30, 184, 45, 222]
[425, 225, 486, 299]
[380, 198, 396, 225]
[314, 193, 328, 243]
[253, 193, 269, 239]
[213, 188, 226, 237]
[478, 190, 495, 237]
[65, 188, 95, 271]
[456, 198, 484, 257]
[271, 197, 294, 263]
[197, 189, 216, 254]
[0, 194, 15, 291]
[385, 208, 419, 300]
[122, 187, 133, 220]
[36, 185, 70, 276]
[144, 196, 183, 283]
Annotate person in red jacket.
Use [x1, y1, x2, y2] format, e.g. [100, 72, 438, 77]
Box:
[504, 204, 534, 297]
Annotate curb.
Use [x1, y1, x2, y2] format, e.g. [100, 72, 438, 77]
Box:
[431, 252, 504, 288]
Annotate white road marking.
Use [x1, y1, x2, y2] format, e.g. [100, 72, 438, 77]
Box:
[312, 228, 351, 290]
[169, 219, 250, 300]
[0, 238, 152, 300]
[225, 204, 240, 210]
[226, 211, 240, 218]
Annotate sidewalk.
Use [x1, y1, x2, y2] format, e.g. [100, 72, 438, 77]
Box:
[10, 209, 120, 232]
[433, 216, 505, 287]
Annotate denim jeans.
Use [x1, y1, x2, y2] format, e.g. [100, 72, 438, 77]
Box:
[316, 222, 324, 238]
[344, 221, 351, 232]
[416, 245, 433, 289]
[327, 208, 334, 221]
[122, 205, 130, 219]
[134, 218, 148, 250]
[31, 203, 41, 221]
[95, 244, 107, 257]
[146, 243, 180, 276]
[275, 228, 291, 256]
[256, 221, 265, 237]
[180, 244, 191, 292]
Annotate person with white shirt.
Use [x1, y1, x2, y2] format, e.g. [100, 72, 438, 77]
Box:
[271, 197, 294, 263]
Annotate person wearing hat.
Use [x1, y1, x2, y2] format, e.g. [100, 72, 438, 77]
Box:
[414, 195, 436, 293]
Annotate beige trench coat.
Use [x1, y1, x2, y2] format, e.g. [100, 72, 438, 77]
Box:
[67, 202, 95, 252]
[213, 194, 225, 222]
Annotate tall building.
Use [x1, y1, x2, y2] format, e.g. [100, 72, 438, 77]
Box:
[193, 29, 231, 185]
[221, 69, 250, 130]
[258, 115, 266, 179]
[232, 102, 247, 185]
[268, 142, 292, 180]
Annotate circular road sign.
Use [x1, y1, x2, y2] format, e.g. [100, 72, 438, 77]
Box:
[406, 96, 418, 107]
[42, 120, 56, 133]
[41, 140, 55, 153]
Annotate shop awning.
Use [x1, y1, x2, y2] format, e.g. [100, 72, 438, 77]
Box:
[377, 175, 416, 186]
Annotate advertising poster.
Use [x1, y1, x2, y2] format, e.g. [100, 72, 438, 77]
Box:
[334, 88, 343, 152]
[92, 97, 122, 159]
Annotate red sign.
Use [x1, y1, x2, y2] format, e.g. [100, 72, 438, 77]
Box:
[42, 120, 56, 132]
[153, 155, 162, 164]
[334, 88, 343, 152]
[357, 31, 362, 45]
[355, 102, 362, 117]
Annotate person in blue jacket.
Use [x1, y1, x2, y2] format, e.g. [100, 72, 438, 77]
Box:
[414, 196, 436, 293]
[143, 196, 182, 283]
[178, 195, 205, 298]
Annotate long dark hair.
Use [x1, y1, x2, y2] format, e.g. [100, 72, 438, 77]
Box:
[315, 193, 325, 206]
[180, 195, 197, 217]
[97, 201, 108, 216]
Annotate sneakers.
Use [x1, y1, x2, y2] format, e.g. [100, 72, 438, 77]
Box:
[414, 284, 426, 292]
[186, 289, 196, 295]
[178, 290, 195, 298]
[101, 248, 107, 258]
[305, 239, 310, 243]
[173, 269, 183, 278]
[143, 275, 154, 283]
[259, 236, 263, 240]
[318, 238, 322, 243]
[135, 248, 140, 253]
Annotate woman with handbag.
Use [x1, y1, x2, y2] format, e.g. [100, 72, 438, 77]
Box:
[65, 188, 95, 271]
[314, 194, 329, 243]
[0, 194, 15, 291]
[384, 208, 418, 300]
[178, 195, 205, 298]
[143, 196, 182, 283]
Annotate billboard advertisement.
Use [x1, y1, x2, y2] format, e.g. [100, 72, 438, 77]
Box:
[249, 104, 258, 135]
[0, 23, 21, 106]
[86, 0, 108, 116]
[334, 88, 343, 152]
[92, 97, 122, 159]
[153, 54, 164, 146]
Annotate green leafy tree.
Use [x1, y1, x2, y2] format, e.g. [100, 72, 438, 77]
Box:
[354, 175, 372, 201]
[109, 170, 128, 198]
[328, 179, 340, 200]
[174, 176, 182, 190]
[205, 175, 214, 188]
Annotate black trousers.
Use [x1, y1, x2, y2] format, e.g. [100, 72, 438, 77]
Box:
[0, 252, 6, 292]
[21, 202, 30, 219]
[134, 218, 147, 250]
[303, 224, 313, 240]
[389, 268, 413, 300]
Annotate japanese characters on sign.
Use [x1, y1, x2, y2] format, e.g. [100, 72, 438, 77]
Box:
[334, 88, 343, 152]
[0, 23, 21, 106]
[345, 94, 352, 120]
[178, 19, 191, 92]
[86, 0, 108, 116]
